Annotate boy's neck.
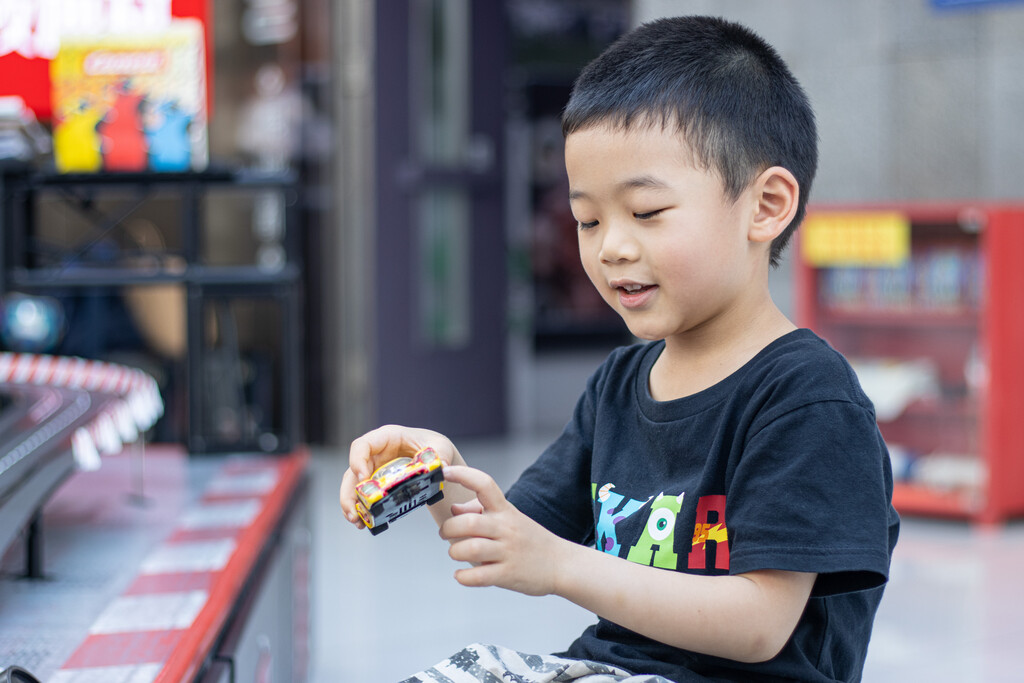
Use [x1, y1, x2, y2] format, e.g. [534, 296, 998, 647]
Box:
[649, 303, 796, 402]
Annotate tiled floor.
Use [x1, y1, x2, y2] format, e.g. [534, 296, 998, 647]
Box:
[307, 436, 1024, 683]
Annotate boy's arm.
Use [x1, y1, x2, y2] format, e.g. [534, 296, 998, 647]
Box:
[553, 540, 816, 663]
[441, 466, 816, 664]
[339, 425, 478, 530]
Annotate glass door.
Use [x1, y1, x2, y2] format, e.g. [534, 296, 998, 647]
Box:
[373, 1, 507, 436]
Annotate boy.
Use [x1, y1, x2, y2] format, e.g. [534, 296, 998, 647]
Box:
[341, 15, 899, 683]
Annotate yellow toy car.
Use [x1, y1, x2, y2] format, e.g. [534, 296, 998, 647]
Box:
[354, 446, 445, 535]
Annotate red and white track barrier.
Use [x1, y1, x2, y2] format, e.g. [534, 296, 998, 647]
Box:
[0, 353, 163, 470]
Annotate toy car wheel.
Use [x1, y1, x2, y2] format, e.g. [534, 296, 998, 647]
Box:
[369, 522, 389, 536]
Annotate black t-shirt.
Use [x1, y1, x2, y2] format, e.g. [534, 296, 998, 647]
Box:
[506, 329, 900, 682]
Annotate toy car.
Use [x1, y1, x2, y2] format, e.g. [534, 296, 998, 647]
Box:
[354, 446, 445, 535]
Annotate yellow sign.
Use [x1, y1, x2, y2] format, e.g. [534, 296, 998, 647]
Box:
[801, 212, 911, 267]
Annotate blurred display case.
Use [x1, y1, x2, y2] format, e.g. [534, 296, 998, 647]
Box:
[796, 204, 1024, 524]
[0, 166, 303, 454]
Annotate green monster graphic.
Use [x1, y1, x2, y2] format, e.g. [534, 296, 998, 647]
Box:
[626, 492, 684, 569]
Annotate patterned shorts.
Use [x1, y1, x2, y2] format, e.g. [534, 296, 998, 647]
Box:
[399, 643, 674, 683]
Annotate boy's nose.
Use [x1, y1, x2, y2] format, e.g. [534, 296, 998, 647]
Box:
[599, 222, 640, 263]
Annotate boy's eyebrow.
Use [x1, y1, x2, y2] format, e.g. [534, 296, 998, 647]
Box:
[569, 175, 670, 201]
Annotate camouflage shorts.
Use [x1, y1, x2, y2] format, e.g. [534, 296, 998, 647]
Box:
[399, 643, 673, 683]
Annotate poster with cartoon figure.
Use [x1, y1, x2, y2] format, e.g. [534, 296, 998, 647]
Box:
[50, 19, 207, 173]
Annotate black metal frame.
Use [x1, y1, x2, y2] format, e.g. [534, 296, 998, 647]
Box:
[0, 167, 304, 454]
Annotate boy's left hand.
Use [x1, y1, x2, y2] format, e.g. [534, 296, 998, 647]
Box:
[439, 465, 566, 597]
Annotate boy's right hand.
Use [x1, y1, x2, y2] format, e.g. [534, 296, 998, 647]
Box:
[339, 424, 464, 528]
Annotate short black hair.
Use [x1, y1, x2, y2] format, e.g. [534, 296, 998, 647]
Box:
[562, 15, 818, 267]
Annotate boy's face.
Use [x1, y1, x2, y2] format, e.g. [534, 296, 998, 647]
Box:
[565, 123, 766, 344]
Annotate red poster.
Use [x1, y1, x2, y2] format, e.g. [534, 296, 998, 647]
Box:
[0, 0, 209, 121]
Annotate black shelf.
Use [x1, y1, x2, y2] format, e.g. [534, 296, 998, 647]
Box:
[0, 167, 304, 455]
[8, 263, 302, 289]
[20, 166, 295, 187]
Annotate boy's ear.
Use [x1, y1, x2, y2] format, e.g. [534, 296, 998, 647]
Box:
[748, 166, 799, 243]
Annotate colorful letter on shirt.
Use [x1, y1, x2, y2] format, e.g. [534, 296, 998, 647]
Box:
[688, 494, 729, 570]
[626, 492, 684, 570]
[593, 483, 649, 557]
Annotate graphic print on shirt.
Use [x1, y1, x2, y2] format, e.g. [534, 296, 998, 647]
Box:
[626, 492, 685, 569]
[689, 494, 730, 570]
[592, 482, 650, 556]
[592, 484, 732, 572]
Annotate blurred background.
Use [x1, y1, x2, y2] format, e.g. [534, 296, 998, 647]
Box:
[2, 1, 1024, 681]
[4, 0, 1023, 452]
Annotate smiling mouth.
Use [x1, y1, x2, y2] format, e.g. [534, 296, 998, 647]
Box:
[614, 282, 657, 308]
[616, 283, 655, 295]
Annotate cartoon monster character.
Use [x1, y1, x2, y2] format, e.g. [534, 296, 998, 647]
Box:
[626, 492, 684, 570]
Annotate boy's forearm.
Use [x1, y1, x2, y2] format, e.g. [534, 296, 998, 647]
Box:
[551, 540, 815, 663]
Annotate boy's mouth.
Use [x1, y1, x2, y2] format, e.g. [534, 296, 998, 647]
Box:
[618, 282, 653, 293]
[613, 281, 657, 308]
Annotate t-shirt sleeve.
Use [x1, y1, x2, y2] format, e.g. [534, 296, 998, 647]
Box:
[505, 363, 605, 545]
[726, 398, 898, 597]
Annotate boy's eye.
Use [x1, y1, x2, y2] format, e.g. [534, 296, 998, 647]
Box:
[576, 219, 599, 231]
[634, 209, 664, 221]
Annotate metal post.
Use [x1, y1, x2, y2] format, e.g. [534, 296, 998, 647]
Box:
[24, 511, 43, 579]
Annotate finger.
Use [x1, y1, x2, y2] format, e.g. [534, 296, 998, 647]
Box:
[441, 466, 507, 512]
[339, 473, 366, 529]
[348, 426, 403, 479]
[439, 508, 497, 542]
[454, 563, 502, 589]
[348, 425, 424, 480]
[347, 436, 377, 482]
[339, 468, 353, 515]
[450, 499, 484, 516]
[339, 468, 362, 524]
[448, 537, 502, 566]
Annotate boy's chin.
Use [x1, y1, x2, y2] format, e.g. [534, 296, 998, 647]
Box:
[620, 323, 664, 342]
